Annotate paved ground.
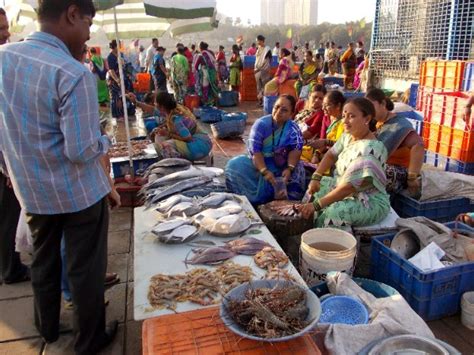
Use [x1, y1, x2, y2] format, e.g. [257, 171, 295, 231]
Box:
[0, 101, 472, 354]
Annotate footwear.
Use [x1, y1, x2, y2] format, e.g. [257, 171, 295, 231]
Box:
[64, 299, 109, 311]
[93, 320, 118, 353]
[4, 268, 30, 284]
[104, 272, 120, 287]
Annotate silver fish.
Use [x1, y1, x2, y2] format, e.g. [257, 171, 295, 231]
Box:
[146, 176, 212, 207]
[155, 195, 193, 214]
[216, 202, 243, 215]
[226, 237, 271, 255]
[144, 167, 223, 190]
[185, 247, 236, 265]
[158, 225, 198, 244]
[210, 215, 251, 236]
[200, 192, 234, 208]
[167, 201, 201, 217]
[145, 166, 190, 179]
[154, 158, 192, 168]
[151, 218, 190, 236]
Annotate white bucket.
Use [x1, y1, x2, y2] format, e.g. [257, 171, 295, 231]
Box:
[461, 291, 474, 330]
[299, 228, 357, 287]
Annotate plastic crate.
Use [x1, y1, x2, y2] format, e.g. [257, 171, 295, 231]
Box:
[463, 62, 474, 92]
[218, 90, 239, 107]
[371, 222, 474, 321]
[408, 83, 419, 108]
[263, 95, 278, 115]
[279, 79, 297, 98]
[392, 192, 473, 222]
[323, 76, 344, 88]
[424, 150, 474, 175]
[114, 178, 143, 207]
[405, 113, 424, 136]
[271, 55, 279, 68]
[419, 60, 465, 90]
[199, 107, 224, 124]
[210, 119, 246, 139]
[221, 112, 248, 122]
[424, 91, 471, 131]
[142, 306, 322, 355]
[111, 156, 159, 178]
[424, 122, 474, 163]
[135, 73, 151, 93]
[243, 55, 256, 68]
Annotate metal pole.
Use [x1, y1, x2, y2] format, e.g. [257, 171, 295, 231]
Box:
[113, 7, 135, 179]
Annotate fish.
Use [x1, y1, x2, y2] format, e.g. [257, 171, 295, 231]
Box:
[158, 225, 198, 244]
[180, 182, 227, 198]
[151, 218, 191, 236]
[155, 195, 193, 214]
[145, 166, 190, 179]
[226, 237, 271, 255]
[185, 246, 236, 265]
[200, 192, 235, 208]
[145, 176, 212, 207]
[144, 167, 223, 190]
[167, 201, 201, 217]
[153, 158, 192, 168]
[216, 202, 243, 215]
[210, 215, 251, 236]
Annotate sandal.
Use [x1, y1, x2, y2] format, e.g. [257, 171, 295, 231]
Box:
[105, 272, 120, 287]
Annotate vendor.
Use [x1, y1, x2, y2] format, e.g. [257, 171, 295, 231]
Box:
[293, 85, 327, 162]
[225, 94, 305, 205]
[263, 48, 294, 96]
[127, 92, 163, 134]
[153, 92, 212, 161]
[307, 90, 346, 164]
[295, 50, 319, 98]
[366, 88, 425, 196]
[298, 97, 390, 230]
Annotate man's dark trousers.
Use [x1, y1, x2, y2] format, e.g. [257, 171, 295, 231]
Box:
[27, 197, 109, 354]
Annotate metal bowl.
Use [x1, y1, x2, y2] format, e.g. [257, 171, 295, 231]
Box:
[367, 334, 451, 355]
[220, 279, 321, 342]
[390, 229, 420, 259]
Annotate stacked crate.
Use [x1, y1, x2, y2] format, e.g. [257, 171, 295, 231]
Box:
[418, 60, 474, 175]
[240, 55, 278, 102]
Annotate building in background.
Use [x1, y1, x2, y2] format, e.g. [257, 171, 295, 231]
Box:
[261, 0, 318, 26]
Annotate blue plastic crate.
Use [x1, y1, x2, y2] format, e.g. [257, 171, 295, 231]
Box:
[221, 112, 248, 122]
[405, 111, 424, 136]
[408, 83, 419, 108]
[323, 76, 344, 88]
[263, 95, 278, 115]
[199, 107, 224, 123]
[243, 55, 256, 68]
[218, 91, 239, 107]
[462, 62, 474, 92]
[371, 222, 474, 321]
[271, 55, 279, 68]
[343, 91, 365, 100]
[392, 192, 473, 223]
[424, 150, 474, 175]
[111, 156, 159, 178]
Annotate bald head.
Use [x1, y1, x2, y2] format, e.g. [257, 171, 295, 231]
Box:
[0, 8, 10, 45]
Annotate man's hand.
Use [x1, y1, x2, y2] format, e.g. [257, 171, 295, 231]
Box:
[108, 188, 121, 209]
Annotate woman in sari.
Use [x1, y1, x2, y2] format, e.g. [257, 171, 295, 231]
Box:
[89, 47, 109, 105]
[327, 42, 339, 75]
[294, 85, 327, 162]
[193, 41, 219, 106]
[152, 92, 212, 161]
[295, 51, 319, 98]
[225, 95, 305, 205]
[366, 88, 424, 196]
[298, 98, 390, 230]
[107, 40, 134, 119]
[216, 45, 228, 85]
[170, 46, 189, 104]
[353, 53, 369, 91]
[229, 44, 242, 92]
[307, 90, 346, 164]
[340, 43, 357, 90]
[263, 48, 293, 96]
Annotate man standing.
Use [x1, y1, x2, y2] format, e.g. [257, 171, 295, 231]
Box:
[272, 42, 280, 56]
[0, 7, 30, 286]
[145, 38, 159, 91]
[153, 46, 168, 93]
[254, 35, 271, 106]
[139, 45, 146, 72]
[0, 1, 119, 353]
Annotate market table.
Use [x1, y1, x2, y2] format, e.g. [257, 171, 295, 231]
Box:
[133, 195, 306, 321]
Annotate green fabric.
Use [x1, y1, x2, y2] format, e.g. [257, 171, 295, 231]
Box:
[229, 56, 242, 86]
[97, 80, 109, 104]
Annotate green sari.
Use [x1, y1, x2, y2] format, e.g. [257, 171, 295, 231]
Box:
[295, 61, 318, 97]
[90, 55, 109, 104]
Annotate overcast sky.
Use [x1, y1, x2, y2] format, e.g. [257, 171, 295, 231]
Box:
[217, 0, 377, 25]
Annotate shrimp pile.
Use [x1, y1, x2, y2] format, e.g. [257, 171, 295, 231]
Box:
[264, 267, 297, 282]
[148, 263, 254, 310]
[254, 247, 289, 270]
[225, 285, 309, 339]
[108, 140, 152, 158]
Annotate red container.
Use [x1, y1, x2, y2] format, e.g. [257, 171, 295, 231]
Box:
[135, 73, 151, 93]
[279, 79, 297, 98]
[114, 178, 143, 207]
[184, 94, 201, 110]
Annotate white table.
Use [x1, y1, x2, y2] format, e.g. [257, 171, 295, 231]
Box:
[133, 195, 306, 321]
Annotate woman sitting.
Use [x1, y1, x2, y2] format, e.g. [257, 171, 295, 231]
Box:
[298, 98, 390, 229]
[295, 50, 319, 98]
[153, 92, 212, 161]
[307, 90, 346, 164]
[365, 88, 425, 196]
[225, 95, 305, 205]
[263, 48, 294, 96]
[293, 85, 327, 162]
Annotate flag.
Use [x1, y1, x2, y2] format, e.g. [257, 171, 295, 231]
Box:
[286, 28, 292, 39]
[236, 35, 243, 44]
[360, 18, 366, 29]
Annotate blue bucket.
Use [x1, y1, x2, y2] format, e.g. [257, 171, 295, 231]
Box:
[263, 95, 278, 115]
[320, 296, 369, 325]
[199, 107, 224, 123]
[243, 55, 256, 68]
[311, 277, 399, 299]
[218, 91, 239, 107]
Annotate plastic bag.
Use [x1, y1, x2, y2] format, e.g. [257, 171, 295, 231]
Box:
[15, 209, 33, 254]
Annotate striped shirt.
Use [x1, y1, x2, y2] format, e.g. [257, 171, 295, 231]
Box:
[0, 32, 111, 214]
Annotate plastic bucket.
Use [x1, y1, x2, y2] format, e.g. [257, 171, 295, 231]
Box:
[299, 228, 357, 287]
[263, 95, 278, 115]
[461, 291, 474, 330]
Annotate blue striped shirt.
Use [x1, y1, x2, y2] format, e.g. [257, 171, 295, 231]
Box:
[0, 32, 111, 214]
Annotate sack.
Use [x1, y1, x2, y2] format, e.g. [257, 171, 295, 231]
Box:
[299, 84, 311, 99]
[15, 209, 33, 254]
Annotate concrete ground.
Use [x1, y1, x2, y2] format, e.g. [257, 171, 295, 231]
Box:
[0, 101, 473, 354]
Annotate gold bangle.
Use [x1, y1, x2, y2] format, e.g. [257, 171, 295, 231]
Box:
[407, 172, 420, 180]
[287, 164, 295, 172]
[311, 173, 323, 181]
[259, 167, 268, 175]
[313, 199, 322, 211]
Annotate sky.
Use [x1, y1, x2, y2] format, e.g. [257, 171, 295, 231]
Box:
[216, 0, 377, 25]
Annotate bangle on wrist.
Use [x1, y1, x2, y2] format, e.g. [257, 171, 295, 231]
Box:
[259, 167, 268, 175]
[311, 172, 323, 181]
[313, 199, 322, 211]
[407, 172, 420, 181]
[287, 164, 295, 172]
